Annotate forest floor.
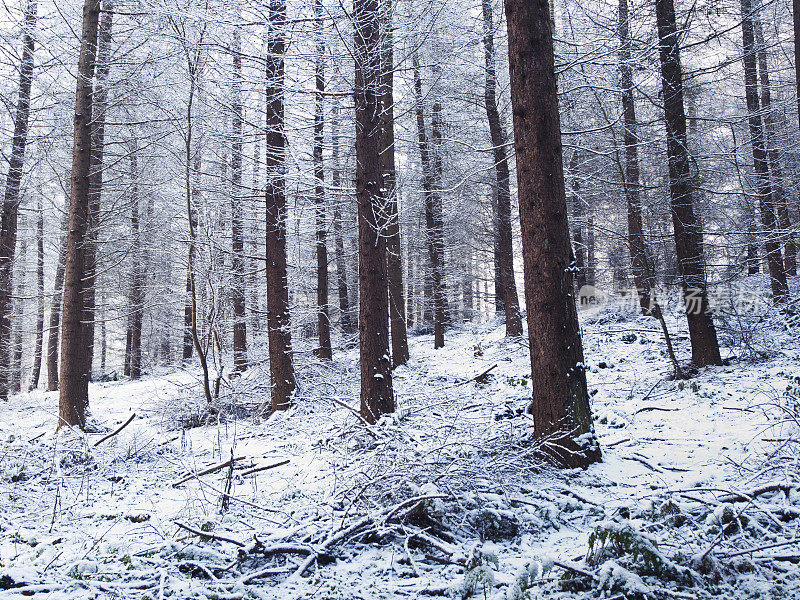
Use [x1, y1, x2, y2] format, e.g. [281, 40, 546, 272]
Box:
[2, 279, 800, 599]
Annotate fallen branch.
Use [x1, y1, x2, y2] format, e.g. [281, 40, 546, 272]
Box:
[93, 413, 136, 447]
[721, 538, 800, 558]
[175, 522, 245, 547]
[717, 483, 797, 503]
[172, 456, 246, 487]
[239, 459, 290, 477]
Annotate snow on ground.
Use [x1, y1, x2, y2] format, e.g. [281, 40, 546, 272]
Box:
[1, 286, 800, 599]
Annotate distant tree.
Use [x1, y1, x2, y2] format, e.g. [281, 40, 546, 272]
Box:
[481, 0, 522, 336]
[0, 0, 37, 401]
[314, 0, 332, 361]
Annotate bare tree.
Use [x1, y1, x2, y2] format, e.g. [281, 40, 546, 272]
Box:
[381, 0, 409, 365]
[0, 0, 37, 400]
[314, 0, 332, 360]
[504, 0, 600, 467]
[265, 0, 296, 411]
[740, 0, 788, 303]
[654, 0, 722, 367]
[59, 0, 101, 428]
[231, 28, 248, 371]
[355, 0, 394, 422]
[481, 0, 522, 336]
[29, 198, 44, 390]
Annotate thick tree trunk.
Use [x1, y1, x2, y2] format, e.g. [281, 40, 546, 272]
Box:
[481, 0, 522, 336]
[127, 137, 145, 380]
[83, 1, 112, 389]
[753, 8, 796, 276]
[412, 55, 446, 349]
[618, 0, 652, 315]
[655, 0, 722, 366]
[60, 0, 101, 428]
[355, 0, 394, 422]
[740, 0, 788, 302]
[29, 198, 44, 390]
[265, 0, 296, 411]
[0, 0, 36, 400]
[313, 0, 332, 361]
[231, 29, 248, 371]
[381, 1, 409, 366]
[504, 0, 601, 467]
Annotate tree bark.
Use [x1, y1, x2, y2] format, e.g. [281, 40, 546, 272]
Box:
[618, 0, 652, 315]
[265, 0, 296, 411]
[381, 0, 409, 366]
[355, 0, 394, 422]
[412, 54, 446, 349]
[655, 0, 722, 366]
[231, 29, 248, 371]
[739, 0, 788, 302]
[0, 0, 36, 400]
[83, 0, 112, 388]
[504, 0, 601, 467]
[313, 0, 332, 361]
[29, 197, 44, 390]
[481, 0, 522, 336]
[60, 0, 101, 428]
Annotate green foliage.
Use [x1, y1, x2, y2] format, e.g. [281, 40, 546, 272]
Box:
[454, 544, 499, 599]
[586, 521, 695, 586]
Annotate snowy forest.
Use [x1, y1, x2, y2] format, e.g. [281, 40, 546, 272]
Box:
[1, 0, 800, 597]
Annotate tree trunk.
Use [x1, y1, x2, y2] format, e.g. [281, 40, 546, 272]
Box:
[655, 0, 722, 366]
[618, 0, 652, 315]
[127, 136, 145, 380]
[11, 228, 26, 393]
[0, 0, 36, 400]
[265, 0, 296, 411]
[313, 0, 332, 360]
[504, 0, 601, 467]
[753, 7, 796, 276]
[331, 105, 354, 335]
[83, 1, 112, 389]
[568, 151, 587, 292]
[355, 0, 394, 422]
[381, 0, 409, 366]
[59, 0, 101, 428]
[29, 197, 44, 390]
[231, 29, 248, 371]
[739, 0, 788, 302]
[481, 0, 523, 336]
[412, 54, 446, 349]
[47, 214, 67, 392]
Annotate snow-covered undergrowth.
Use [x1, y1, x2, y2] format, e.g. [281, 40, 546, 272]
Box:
[2, 285, 800, 599]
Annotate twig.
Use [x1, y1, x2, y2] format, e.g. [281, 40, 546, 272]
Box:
[722, 538, 800, 558]
[553, 560, 595, 579]
[172, 456, 246, 487]
[175, 522, 245, 547]
[93, 413, 136, 447]
[240, 459, 290, 477]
